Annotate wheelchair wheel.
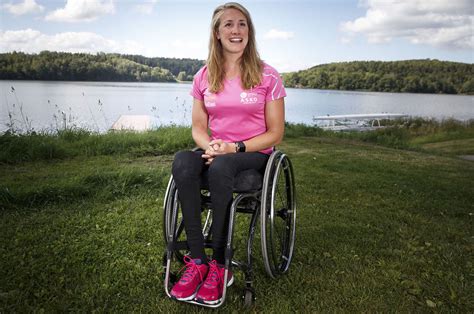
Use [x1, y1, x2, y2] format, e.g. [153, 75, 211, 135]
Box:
[162, 175, 176, 243]
[163, 175, 212, 262]
[260, 151, 296, 278]
[243, 288, 255, 307]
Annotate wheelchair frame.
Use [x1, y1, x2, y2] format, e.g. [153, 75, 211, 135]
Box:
[162, 150, 296, 308]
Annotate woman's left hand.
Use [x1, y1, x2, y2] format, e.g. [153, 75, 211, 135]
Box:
[202, 139, 235, 164]
[208, 139, 235, 155]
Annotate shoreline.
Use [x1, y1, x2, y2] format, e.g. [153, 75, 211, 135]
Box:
[1, 78, 471, 95]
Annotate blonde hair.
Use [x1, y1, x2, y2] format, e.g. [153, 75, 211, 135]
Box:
[207, 2, 263, 93]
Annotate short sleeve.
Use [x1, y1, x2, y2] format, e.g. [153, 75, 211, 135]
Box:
[264, 66, 287, 102]
[190, 66, 206, 101]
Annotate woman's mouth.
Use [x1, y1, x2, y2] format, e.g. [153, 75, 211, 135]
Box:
[229, 38, 243, 43]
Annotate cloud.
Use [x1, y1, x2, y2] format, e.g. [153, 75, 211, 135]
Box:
[264, 29, 294, 40]
[340, 37, 352, 44]
[45, 0, 115, 22]
[341, 0, 473, 49]
[0, 29, 143, 54]
[134, 0, 158, 15]
[0, 28, 207, 60]
[155, 39, 207, 59]
[170, 39, 200, 49]
[2, 0, 44, 15]
[267, 58, 315, 72]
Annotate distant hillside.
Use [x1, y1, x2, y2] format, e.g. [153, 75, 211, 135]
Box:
[120, 55, 204, 78]
[1, 53, 472, 94]
[0, 51, 204, 82]
[282, 59, 474, 94]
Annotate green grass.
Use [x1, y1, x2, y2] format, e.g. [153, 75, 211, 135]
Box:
[0, 126, 194, 163]
[0, 124, 473, 312]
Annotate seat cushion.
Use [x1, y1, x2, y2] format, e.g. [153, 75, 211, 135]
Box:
[200, 169, 263, 193]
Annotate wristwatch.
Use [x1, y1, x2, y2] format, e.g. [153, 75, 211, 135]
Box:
[235, 141, 246, 153]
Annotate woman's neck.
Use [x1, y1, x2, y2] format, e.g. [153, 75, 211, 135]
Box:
[223, 53, 242, 79]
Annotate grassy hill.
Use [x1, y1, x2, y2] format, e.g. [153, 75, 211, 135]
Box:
[0, 121, 473, 311]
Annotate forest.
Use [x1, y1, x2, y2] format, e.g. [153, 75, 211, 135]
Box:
[0, 51, 203, 82]
[282, 59, 474, 94]
[1, 52, 472, 94]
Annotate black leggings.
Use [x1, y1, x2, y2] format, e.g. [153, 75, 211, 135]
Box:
[171, 150, 269, 264]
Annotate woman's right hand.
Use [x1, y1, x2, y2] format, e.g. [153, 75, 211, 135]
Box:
[202, 139, 233, 164]
[202, 141, 220, 165]
[202, 149, 214, 165]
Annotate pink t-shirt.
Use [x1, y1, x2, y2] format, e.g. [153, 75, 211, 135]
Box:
[190, 63, 286, 155]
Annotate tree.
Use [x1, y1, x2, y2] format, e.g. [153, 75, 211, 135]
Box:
[460, 79, 474, 94]
[280, 59, 473, 94]
[177, 71, 187, 81]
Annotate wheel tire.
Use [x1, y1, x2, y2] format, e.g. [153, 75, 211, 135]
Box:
[163, 177, 186, 262]
[243, 289, 254, 307]
[261, 151, 296, 278]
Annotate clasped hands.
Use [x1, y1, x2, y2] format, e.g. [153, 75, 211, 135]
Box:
[202, 139, 235, 165]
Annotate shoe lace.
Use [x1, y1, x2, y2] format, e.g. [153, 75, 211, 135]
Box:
[179, 256, 205, 283]
[203, 260, 222, 287]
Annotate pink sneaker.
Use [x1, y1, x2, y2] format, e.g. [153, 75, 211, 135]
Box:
[195, 260, 234, 304]
[170, 256, 208, 301]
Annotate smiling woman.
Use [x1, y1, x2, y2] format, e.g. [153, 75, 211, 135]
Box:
[165, 1, 287, 307]
[207, 2, 262, 93]
[215, 8, 249, 58]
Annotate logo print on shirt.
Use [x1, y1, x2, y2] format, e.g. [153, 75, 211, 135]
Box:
[240, 92, 258, 104]
[204, 91, 216, 107]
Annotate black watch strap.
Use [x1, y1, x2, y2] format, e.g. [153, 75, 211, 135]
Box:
[235, 141, 246, 152]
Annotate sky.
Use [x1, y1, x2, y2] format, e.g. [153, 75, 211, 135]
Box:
[0, 0, 472, 72]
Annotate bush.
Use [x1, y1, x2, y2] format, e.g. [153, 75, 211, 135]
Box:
[358, 127, 410, 148]
[284, 123, 325, 138]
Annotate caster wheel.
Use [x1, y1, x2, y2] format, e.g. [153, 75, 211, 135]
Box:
[243, 288, 255, 307]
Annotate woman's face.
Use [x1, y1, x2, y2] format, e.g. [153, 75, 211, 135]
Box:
[216, 8, 249, 57]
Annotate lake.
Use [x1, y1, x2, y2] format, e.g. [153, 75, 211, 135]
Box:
[1, 80, 473, 133]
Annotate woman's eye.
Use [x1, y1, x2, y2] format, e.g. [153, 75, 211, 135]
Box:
[240, 23, 247, 27]
[225, 23, 231, 27]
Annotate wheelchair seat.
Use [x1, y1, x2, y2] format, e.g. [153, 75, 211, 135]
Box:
[200, 169, 263, 193]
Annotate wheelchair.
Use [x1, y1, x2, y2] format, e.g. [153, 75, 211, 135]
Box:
[162, 150, 296, 308]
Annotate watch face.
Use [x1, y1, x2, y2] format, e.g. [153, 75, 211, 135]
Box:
[237, 141, 246, 152]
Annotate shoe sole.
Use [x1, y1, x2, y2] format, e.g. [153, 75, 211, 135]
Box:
[172, 282, 204, 301]
[196, 276, 235, 305]
[173, 292, 197, 301]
